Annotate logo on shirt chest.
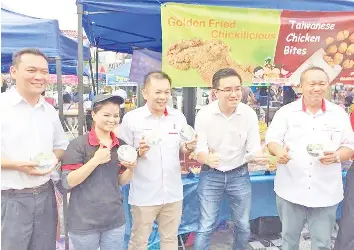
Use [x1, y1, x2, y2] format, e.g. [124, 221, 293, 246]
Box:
[322, 123, 339, 132]
[168, 123, 178, 135]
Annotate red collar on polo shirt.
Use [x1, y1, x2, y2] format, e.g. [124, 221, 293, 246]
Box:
[88, 127, 120, 149]
[143, 103, 169, 116]
[302, 98, 326, 112]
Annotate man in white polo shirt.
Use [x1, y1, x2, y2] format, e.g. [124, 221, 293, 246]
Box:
[266, 66, 354, 250]
[119, 71, 197, 250]
[194, 68, 265, 250]
[1, 48, 68, 250]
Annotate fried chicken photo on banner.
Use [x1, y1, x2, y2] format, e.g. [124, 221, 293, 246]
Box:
[166, 38, 253, 86]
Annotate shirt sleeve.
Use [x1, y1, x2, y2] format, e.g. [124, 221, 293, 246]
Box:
[246, 110, 262, 153]
[119, 112, 134, 147]
[179, 114, 188, 147]
[265, 108, 287, 147]
[61, 139, 85, 171]
[61, 139, 85, 190]
[182, 114, 187, 126]
[339, 111, 354, 151]
[61, 171, 71, 190]
[52, 112, 69, 150]
[194, 109, 209, 155]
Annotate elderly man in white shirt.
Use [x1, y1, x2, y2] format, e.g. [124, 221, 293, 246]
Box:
[266, 66, 354, 250]
[1, 49, 68, 250]
[194, 68, 266, 250]
[119, 71, 197, 250]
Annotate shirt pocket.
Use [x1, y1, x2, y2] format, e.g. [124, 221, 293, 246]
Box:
[164, 132, 181, 153]
[2, 111, 28, 140]
[286, 122, 306, 143]
[321, 125, 342, 150]
[41, 118, 54, 144]
[229, 130, 247, 148]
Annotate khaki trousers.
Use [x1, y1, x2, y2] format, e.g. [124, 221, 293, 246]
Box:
[128, 200, 183, 250]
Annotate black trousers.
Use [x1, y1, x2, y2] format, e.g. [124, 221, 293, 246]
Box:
[1, 181, 57, 250]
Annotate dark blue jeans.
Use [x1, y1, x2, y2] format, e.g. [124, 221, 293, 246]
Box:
[194, 165, 251, 250]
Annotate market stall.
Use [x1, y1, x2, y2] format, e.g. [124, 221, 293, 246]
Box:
[73, 1, 354, 249]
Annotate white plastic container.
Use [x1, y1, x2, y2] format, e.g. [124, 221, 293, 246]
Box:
[144, 130, 162, 146]
[33, 152, 57, 171]
[306, 143, 324, 158]
[180, 124, 196, 142]
[117, 145, 138, 162]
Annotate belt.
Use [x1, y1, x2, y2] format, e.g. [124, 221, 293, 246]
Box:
[201, 163, 247, 172]
[2, 181, 51, 195]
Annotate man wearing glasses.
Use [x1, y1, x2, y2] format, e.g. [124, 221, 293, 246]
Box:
[194, 68, 265, 250]
[266, 67, 354, 250]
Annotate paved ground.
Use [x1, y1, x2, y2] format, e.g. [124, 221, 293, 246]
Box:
[57, 208, 338, 250]
[184, 221, 339, 250]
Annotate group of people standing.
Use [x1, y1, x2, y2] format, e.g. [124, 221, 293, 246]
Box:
[1, 48, 354, 250]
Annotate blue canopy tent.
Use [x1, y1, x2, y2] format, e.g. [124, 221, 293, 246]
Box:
[1, 6, 61, 59]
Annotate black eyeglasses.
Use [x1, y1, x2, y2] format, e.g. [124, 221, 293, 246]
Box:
[214, 87, 242, 95]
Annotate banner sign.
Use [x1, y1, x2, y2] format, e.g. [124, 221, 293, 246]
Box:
[130, 49, 162, 83]
[161, 3, 354, 87]
[106, 74, 137, 86]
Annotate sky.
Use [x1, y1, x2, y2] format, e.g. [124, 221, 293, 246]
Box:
[2, 0, 78, 30]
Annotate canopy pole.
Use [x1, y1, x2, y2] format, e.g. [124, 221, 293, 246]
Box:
[77, 3, 84, 136]
[61, 58, 68, 250]
[55, 57, 64, 123]
[182, 87, 196, 127]
[137, 82, 144, 107]
[88, 59, 96, 95]
[266, 86, 270, 125]
[96, 47, 99, 94]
